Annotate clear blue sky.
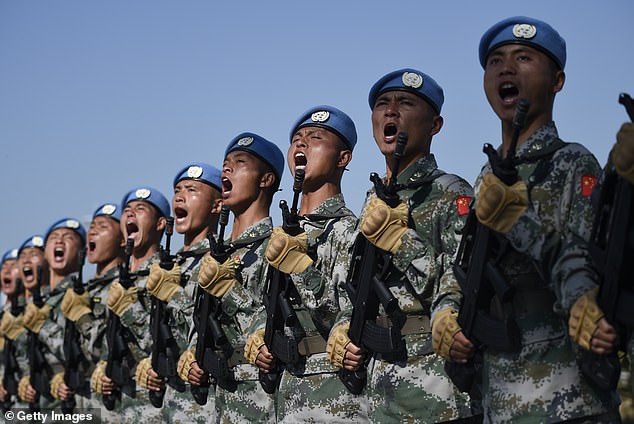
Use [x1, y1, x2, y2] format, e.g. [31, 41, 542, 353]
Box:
[1, 0, 632, 253]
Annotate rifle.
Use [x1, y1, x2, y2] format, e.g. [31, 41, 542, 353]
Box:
[61, 247, 90, 413]
[103, 238, 136, 410]
[339, 132, 409, 395]
[446, 99, 529, 393]
[1, 278, 25, 411]
[27, 265, 55, 411]
[191, 206, 231, 404]
[149, 217, 185, 407]
[259, 168, 305, 394]
[581, 92, 634, 390]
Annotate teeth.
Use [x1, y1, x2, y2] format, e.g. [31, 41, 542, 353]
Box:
[501, 83, 514, 89]
[294, 152, 305, 158]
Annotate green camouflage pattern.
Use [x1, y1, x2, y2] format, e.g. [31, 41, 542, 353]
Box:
[466, 123, 620, 422]
[343, 154, 477, 423]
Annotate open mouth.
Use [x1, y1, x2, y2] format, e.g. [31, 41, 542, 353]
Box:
[54, 247, 65, 263]
[126, 222, 139, 239]
[174, 207, 188, 219]
[23, 266, 34, 280]
[88, 240, 97, 252]
[499, 83, 519, 103]
[294, 152, 307, 170]
[222, 177, 233, 198]
[384, 123, 398, 141]
[1, 277, 10, 287]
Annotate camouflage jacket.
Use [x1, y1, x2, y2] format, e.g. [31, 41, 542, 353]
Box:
[251, 194, 357, 375]
[337, 154, 473, 354]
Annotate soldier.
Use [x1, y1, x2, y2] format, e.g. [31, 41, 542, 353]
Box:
[60, 203, 125, 418]
[328, 69, 478, 423]
[20, 219, 86, 411]
[178, 132, 284, 423]
[245, 105, 367, 422]
[435, 16, 621, 422]
[97, 187, 170, 422]
[0, 248, 26, 409]
[140, 162, 222, 423]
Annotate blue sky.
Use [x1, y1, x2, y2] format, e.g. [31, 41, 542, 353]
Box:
[1, 0, 632, 254]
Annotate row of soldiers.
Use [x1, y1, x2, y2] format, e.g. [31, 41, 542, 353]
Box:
[0, 15, 633, 423]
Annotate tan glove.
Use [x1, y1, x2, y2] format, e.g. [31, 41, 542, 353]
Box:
[1, 311, 26, 340]
[50, 372, 65, 400]
[569, 288, 604, 351]
[265, 227, 313, 274]
[18, 376, 30, 401]
[107, 281, 138, 317]
[91, 360, 107, 393]
[177, 348, 196, 383]
[134, 357, 153, 389]
[326, 323, 351, 368]
[146, 263, 182, 302]
[432, 308, 462, 360]
[244, 329, 266, 365]
[613, 122, 634, 184]
[23, 303, 51, 333]
[198, 253, 239, 298]
[476, 172, 528, 233]
[361, 196, 409, 253]
[61, 288, 92, 322]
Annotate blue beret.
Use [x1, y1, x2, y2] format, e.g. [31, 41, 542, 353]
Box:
[368, 68, 444, 114]
[121, 186, 171, 218]
[45, 218, 87, 243]
[479, 16, 566, 70]
[225, 132, 285, 182]
[2, 248, 18, 264]
[93, 203, 122, 222]
[18, 235, 45, 255]
[290, 105, 357, 150]
[173, 162, 222, 192]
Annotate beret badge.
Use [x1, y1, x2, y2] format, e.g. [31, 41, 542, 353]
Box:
[32, 236, 44, 247]
[102, 204, 116, 215]
[237, 136, 254, 146]
[402, 72, 423, 89]
[187, 166, 203, 179]
[310, 111, 330, 123]
[135, 188, 151, 199]
[512, 24, 537, 39]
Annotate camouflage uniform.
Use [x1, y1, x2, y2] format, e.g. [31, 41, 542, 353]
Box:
[1, 301, 29, 410]
[459, 123, 621, 422]
[161, 237, 215, 423]
[191, 217, 276, 423]
[107, 253, 163, 423]
[253, 194, 368, 422]
[339, 154, 477, 423]
[76, 267, 119, 421]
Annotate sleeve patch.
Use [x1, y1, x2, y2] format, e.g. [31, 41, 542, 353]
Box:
[581, 175, 597, 197]
[455, 196, 471, 216]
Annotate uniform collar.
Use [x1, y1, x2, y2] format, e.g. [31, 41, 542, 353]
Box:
[397, 153, 439, 185]
[231, 217, 273, 247]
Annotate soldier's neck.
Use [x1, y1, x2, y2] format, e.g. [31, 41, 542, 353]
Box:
[183, 224, 213, 251]
[299, 182, 341, 216]
[96, 257, 122, 278]
[230, 202, 269, 241]
[131, 244, 159, 272]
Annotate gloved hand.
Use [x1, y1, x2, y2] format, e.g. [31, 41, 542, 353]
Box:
[61, 288, 92, 322]
[326, 323, 351, 368]
[134, 357, 153, 389]
[244, 329, 266, 365]
[90, 361, 107, 393]
[107, 281, 138, 317]
[146, 262, 182, 302]
[23, 303, 51, 333]
[476, 172, 528, 233]
[177, 348, 196, 383]
[198, 253, 239, 298]
[432, 308, 462, 360]
[569, 288, 604, 351]
[50, 372, 65, 400]
[0, 311, 26, 340]
[361, 196, 409, 253]
[613, 122, 634, 184]
[18, 376, 30, 402]
[265, 227, 313, 274]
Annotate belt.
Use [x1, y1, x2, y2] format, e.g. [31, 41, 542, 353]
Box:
[227, 345, 246, 367]
[375, 315, 430, 335]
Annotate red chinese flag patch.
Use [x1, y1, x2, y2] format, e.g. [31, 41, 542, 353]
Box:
[455, 196, 471, 216]
[581, 175, 597, 197]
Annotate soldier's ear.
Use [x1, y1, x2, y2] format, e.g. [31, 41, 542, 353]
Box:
[156, 216, 167, 232]
[211, 198, 223, 214]
[337, 149, 352, 170]
[430, 115, 443, 137]
[259, 172, 275, 189]
[553, 70, 565, 94]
